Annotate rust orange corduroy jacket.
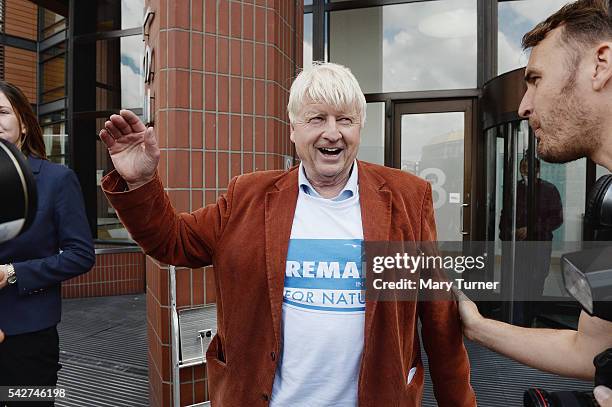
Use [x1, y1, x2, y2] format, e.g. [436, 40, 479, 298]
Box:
[102, 161, 477, 407]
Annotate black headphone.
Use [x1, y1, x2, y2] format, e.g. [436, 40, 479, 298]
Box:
[585, 174, 612, 239]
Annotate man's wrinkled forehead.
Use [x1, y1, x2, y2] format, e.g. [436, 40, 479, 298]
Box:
[298, 99, 358, 117]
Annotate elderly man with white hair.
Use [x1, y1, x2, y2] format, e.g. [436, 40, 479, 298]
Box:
[99, 62, 476, 406]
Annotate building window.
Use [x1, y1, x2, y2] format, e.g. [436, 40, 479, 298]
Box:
[328, 0, 477, 93]
[41, 43, 66, 103]
[303, 13, 313, 69]
[84, 0, 145, 33]
[93, 35, 143, 112]
[40, 111, 68, 165]
[497, 0, 569, 75]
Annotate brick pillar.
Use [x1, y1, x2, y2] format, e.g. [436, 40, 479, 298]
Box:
[143, 1, 302, 405]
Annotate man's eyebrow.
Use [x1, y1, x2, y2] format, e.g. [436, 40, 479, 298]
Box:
[303, 110, 326, 116]
[524, 68, 541, 84]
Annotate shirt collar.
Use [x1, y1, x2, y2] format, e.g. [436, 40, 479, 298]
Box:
[298, 161, 358, 201]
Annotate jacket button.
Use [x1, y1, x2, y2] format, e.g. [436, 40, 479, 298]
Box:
[262, 393, 270, 401]
[270, 351, 276, 361]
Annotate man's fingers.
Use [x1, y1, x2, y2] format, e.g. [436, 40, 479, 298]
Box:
[594, 386, 612, 407]
[99, 129, 115, 149]
[120, 109, 147, 133]
[144, 127, 161, 161]
[144, 126, 157, 146]
[110, 114, 133, 136]
[451, 286, 469, 302]
[104, 120, 123, 139]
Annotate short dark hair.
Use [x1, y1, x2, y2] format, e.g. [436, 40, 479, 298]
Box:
[520, 157, 541, 172]
[522, 0, 612, 51]
[0, 81, 46, 159]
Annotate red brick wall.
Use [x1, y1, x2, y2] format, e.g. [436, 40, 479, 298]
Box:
[143, 0, 303, 405]
[62, 251, 146, 298]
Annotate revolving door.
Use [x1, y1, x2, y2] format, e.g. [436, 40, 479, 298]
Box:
[481, 69, 586, 327]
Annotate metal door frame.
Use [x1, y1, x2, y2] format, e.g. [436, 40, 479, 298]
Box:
[391, 99, 478, 241]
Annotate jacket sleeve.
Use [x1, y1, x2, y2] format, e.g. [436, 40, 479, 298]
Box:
[14, 169, 95, 294]
[102, 170, 234, 268]
[417, 183, 477, 406]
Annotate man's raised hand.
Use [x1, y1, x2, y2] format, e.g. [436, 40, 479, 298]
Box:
[99, 110, 160, 190]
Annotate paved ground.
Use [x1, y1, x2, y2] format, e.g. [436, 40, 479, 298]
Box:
[56, 294, 592, 406]
[56, 294, 149, 407]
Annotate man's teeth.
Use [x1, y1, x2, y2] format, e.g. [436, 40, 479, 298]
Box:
[319, 147, 341, 154]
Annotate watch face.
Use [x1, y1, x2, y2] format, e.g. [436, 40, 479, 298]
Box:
[7, 273, 16, 284]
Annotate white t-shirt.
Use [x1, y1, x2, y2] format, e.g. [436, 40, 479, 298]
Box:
[271, 164, 364, 407]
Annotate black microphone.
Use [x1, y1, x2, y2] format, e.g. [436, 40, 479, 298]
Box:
[0, 138, 37, 243]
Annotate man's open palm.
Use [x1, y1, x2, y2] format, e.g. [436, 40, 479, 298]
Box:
[99, 110, 160, 189]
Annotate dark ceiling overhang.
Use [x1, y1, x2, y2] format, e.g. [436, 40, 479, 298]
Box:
[28, 0, 68, 17]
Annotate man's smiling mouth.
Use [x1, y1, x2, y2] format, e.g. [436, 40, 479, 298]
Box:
[318, 147, 342, 156]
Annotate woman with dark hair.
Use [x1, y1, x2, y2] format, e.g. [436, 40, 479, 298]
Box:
[0, 82, 95, 405]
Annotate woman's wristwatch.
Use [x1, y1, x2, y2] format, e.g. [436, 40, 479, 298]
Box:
[2, 264, 16, 285]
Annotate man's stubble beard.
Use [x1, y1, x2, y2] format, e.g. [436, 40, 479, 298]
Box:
[536, 81, 603, 164]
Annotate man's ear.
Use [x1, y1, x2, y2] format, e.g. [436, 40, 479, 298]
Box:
[593, 42, 612, 91]
[289, 123, 296, 143]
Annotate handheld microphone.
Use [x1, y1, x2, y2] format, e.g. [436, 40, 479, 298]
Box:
[0, 138, 37, 244]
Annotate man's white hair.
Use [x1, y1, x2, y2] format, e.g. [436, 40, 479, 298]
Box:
[287, 62, 367, 128]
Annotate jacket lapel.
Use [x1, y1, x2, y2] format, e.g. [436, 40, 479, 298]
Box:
[265, 168, 299, 347]
[358, 162, 392, 341]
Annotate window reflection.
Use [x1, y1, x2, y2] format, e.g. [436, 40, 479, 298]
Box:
[303, 13, 313, 69]
[95, 0, 144, 32]
[96, 114, 140, 241]
[401, 112, 464, 241]
[357, 103, 384, 165]
[40, 111, 68, 165]
[41, 49, 66, 103]
[498, 0, 569, 75]
[95, 35, 143, 111]
[329, 0, 477, 93]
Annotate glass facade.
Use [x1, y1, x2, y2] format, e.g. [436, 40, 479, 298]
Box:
[497, 0, 570, 75]
[329, 0, 477, 93]
[40, 111, 68, 164]
[303, 13, 313, 69]
[309, 0, 609, 327]
[41, 43, 65, 103]
[401, 111, 465, 241]
[358, 102, 385, 165]
[93, 35, 143, 112]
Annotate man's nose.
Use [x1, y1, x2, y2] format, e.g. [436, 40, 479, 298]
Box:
[322, 119, 341, 141]
[518, 91, 533, 118]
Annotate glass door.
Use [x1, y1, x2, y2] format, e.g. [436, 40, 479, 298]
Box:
[393, 100, 476, 242]
[485, 120, 586, 326]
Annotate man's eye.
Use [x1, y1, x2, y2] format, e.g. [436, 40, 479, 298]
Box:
[308, 117, 324, 123]
[338, 117, 352, 124]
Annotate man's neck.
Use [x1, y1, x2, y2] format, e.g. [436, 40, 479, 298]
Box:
[592, 131, 612, 172]
[309, 176, 350, 199]
[304, 167, 352, 199]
